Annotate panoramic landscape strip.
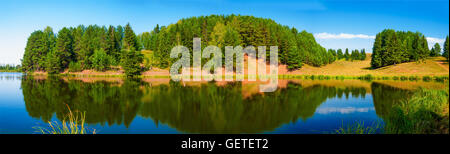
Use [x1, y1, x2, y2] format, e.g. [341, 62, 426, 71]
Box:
[0, 1, 448, 139]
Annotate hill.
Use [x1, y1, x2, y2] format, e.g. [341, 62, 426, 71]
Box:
[281, 55, 449, 77]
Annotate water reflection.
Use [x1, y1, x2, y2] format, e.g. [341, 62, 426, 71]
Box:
[19, 76, 421, 133]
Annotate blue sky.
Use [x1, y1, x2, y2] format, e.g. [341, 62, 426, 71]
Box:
[1, 0, 448, 64]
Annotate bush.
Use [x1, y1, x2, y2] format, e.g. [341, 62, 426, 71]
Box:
[400, 76, 408, 81]
[90, 49, 111, 71]
[122, 48, 144, 77]
[68, 61, 82, 72]
[409, 76, 418, 81]
[422, 76, 432, 82]
[359, 74, 374, 81]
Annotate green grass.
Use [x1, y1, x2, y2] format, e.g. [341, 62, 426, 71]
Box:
[33, 106, 96, 134]
[384, 88, 449, 134]
[335, 121, 381, 134]
[335, 88, 449, 134]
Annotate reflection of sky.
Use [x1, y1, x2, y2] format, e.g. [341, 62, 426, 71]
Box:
[0, 73, 40, 133]
[267, 94, 382, 134]
[315, 96, 375, 114]
[0, 73, 24, 108]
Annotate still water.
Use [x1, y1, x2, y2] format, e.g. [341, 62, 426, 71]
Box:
[0, 72, 445, 134]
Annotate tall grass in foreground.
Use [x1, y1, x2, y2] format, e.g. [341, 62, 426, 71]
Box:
[335, 88, 449, 134]
[384, 88, 449, 134]
[33, 106, 96, 134]
[335, 121, 381, 134]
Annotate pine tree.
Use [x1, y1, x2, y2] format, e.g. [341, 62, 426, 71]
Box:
[106, 26, 120, 64]
[360, 49, 366, 60]
[443, 35, 449, 61]
[286, 33, 301, 70]
[123, 23, 139, 50]
[371, 33, 382, 68]
[42, 26, 56, 71]
[46, 49, 60, 74]
[430, 43, 441, 57]
[72, 25, 84, 63]
[55, 27, 74, 70]
[22, 31, 45, 72]
[224, 27, 241, 47]
[418, 35, 429, 62]
[337, 49, 343, 59]
[344, 48, 350, 61]
[122, 47, 143, 77]
[327, 49, 336, 63]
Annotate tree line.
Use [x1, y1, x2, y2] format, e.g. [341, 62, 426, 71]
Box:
[371, 29, 448, 68]
[136, 15, 339, 70]
[21, 24, 144, 76]
[23, 15, 351, 76]
[0, 64, 21, 72]
[334, 48, 367, 61]
[24, 16, 447, 76]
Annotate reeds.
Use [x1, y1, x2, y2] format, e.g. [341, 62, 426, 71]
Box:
[384, 88, 449, 134]
[33, 106, 96, 134]
[335, 121, 381, 134]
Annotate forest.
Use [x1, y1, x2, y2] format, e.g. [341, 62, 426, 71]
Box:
[21, 24, 143, 76]
[21, 15, 349, 75]
[141, 15, 349, 70]
[20, 15, 449, 76]
[371, 29, 449, 68]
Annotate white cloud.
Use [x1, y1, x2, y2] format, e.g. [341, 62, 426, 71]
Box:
[316, 107, 373, 114]
[426, 37, 445, 44]
[314, 33, 375, 39]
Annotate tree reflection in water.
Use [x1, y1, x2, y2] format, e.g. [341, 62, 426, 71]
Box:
[21, 76, 412, 133]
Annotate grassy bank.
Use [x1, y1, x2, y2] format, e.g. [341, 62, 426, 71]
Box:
[336, 88, 449, 134]
[25, 56, 448, 81]
[27, 72, 450, 83]
[0, 70, 21, 72]
[384, 88, 449, 134]
[285, 56, 448, 76]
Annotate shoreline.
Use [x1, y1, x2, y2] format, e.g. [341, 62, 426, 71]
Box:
[18, 71, 450, 82]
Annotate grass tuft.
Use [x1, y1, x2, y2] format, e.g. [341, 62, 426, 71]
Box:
[33, 105, 96, 134]
[335, 121, 381, 134]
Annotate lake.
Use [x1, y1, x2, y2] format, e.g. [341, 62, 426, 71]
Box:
[0, 72, 447, 134]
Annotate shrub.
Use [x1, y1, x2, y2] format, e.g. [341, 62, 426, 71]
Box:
[90, 49, 112, 71]
[122, 48, 144, 77]
[393, 76, 399, 80]
[68, 61, 82, 72]
[409, 76, 418, 81]
[400, 76, 408, 80]
[422, 76, 432, 82]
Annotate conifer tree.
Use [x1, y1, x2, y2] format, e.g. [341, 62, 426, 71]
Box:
[337, 49, 343, 59]
[344, 48, 350, 60]
[430, 43, 441, 57]
[55, 27, 74, 70]
[443, 35, 449, 61]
